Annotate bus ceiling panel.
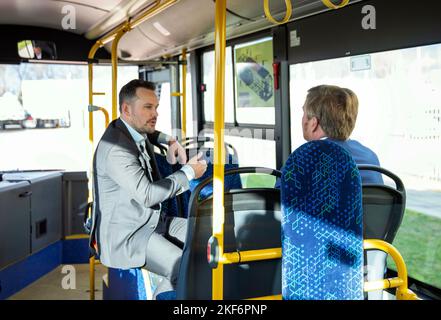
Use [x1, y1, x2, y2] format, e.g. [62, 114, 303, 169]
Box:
[134, 0, 216, 51]
[110, 0, 259, 61]
[104, 28, 163, 61]
[0, 0, 122, 35]
[114, 0, 220, 60]
[84, 0, 160, 40]
[113, 0, 339, 61]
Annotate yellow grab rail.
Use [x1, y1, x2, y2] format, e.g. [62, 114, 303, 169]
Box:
[87, 41, 103, 301]
[263, 0, 292, 25]
[86, 105, 109, 300]
[322, 0, 350, 9]
[111, 26, 130, 120]
[364, 239, 420, 300]
[88, 42, 103, 143]
[212, 0, 227, 301]
[88, 105, 110, 128]
[264, 0, 350, 26]
[171, 48, 188, 140]
[208, 238, 420, 300]
[181, 48, 187, 141]
[220, 248, 281, 265]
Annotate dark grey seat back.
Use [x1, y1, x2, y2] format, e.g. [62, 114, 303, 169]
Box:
[359, 165, 406, 300]
[177, 168, 281, 300]
[359, 165, 406, 243]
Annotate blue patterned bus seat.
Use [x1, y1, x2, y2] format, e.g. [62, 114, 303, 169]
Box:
[281, 140, 363, 300]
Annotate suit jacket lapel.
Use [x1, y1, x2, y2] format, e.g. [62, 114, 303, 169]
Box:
[115, 118, 156, 182]
[115, 118, 138, 150]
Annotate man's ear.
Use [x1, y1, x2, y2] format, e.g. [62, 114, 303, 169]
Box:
[121, 102, 131, 117]
[311, 116, 320, 132]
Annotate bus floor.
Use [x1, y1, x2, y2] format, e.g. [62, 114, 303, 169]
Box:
[8, 264, 107, 300]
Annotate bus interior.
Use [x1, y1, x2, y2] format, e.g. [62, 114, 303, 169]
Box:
[0, 0, 440, 302]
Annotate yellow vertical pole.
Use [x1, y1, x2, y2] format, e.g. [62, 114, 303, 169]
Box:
[212, 0, 227, 300]
[87, 41, 102, 301]
[181, 48, 187, 141]
[89, 256, 96, 300]
[111, 25, 130, 120]
[88, 42, 102, 143]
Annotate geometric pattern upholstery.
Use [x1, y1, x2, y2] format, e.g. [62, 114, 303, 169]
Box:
[189, 153, 242, 200]
[281, 140, 363, 300]
[104, 267, 175, 300]
[181, 152, 242, 216]
[104, 268, 149, 300]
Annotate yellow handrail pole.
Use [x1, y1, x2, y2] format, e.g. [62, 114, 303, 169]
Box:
[98, 107, 110, 127]
[87, 41, 103, 301]
[111, 26, 131, 120]
[87, 104, 110, 302]
[108, 1, 180, 120]
[88, 41, 102, 144]
[89, 256, 96, 300]
[130, 0, 176, 29]
[221, 248, 281, 264]
[181, 48, 187, 141]
[85, 0, 179, 55]
[212, 0, 227, 301]
[364, 239, 419, 300]
[97, 0, 177, 47]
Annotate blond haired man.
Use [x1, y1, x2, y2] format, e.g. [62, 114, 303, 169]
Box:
[301, 85, 382, 184]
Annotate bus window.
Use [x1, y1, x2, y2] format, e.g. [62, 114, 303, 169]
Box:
[204, 133, 277, 188]
[155, 82, 173, 135]
[234, 37, 275, 125]
[224, 135, 276, 188]
[202, 48, 235, 123]
[289, 43, 441, 290]
[0, 63, 138, 171]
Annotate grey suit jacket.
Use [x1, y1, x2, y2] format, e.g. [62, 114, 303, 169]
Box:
[89, 118, 189, 269]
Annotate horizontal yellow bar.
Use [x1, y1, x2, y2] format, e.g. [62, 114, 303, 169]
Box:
[93, 92, 106, 96]
[171, 92, 183, 97]
[65, 234, 89, 240]
[364, 277, 404, 292]
[399, 289, 421, 300]
[220, 248, 282, 265]
[247, 294, 282, 300]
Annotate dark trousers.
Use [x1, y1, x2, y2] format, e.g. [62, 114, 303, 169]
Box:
[144, 216, 187, 299]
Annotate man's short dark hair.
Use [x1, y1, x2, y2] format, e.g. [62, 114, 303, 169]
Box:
[119, 79, 156, 112]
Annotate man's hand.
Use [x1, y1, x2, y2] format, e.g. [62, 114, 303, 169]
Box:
[187, 152, 208, 179]
[167, 138, 187, 165]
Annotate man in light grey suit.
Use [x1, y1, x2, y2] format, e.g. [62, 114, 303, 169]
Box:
[89, 79, 207, 298]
